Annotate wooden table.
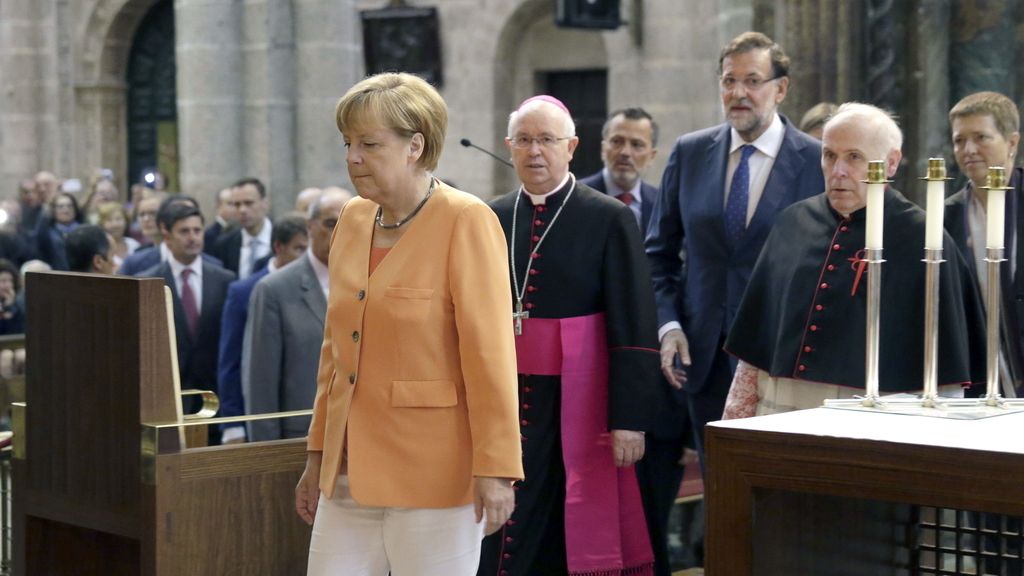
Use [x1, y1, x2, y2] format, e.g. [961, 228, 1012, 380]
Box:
[705, 407, 1024, 575]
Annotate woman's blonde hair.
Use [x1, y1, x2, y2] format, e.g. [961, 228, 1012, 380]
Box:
[335, 73, 448, 171]
[96, 201, 130, 235]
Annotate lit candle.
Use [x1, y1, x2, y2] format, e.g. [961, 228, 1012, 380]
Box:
[865, 161, 886, 250]
[924, 158, 946, 250]
[986, 167, 1007, 249]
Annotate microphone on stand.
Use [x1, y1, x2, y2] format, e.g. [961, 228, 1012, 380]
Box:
[460, 138, 513, 168]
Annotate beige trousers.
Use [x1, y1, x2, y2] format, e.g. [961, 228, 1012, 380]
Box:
[307, 476, 484, 576]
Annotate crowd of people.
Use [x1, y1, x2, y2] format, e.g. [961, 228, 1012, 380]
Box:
[7, 27, 1023, 576]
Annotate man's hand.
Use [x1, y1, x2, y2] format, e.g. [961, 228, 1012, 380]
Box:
[611, 429, 645, 467]
[474, 476, 515, 535]
[660, 328, 691, 389]
[295, 452, 322, 526]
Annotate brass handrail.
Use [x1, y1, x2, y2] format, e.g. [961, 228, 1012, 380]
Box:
[140, 409, 313, 484]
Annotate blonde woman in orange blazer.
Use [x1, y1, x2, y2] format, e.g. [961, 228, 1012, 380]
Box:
[294, 73, 524, 576]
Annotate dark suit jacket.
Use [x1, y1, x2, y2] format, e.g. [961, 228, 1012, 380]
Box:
[646, 115, 824, 394]
[204, 221, 236, 256]
[216, 266, 271, 433]
[580, 171, 659, 236]
[142, 260, 236, 395]
[944, 167, 1024, 393]
[121, 245, 223, 276]
[213, 229, 243, 276]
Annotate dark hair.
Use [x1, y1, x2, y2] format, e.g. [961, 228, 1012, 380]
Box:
[232, 177, 267, 199]
[718, 31, 790, 79]
[603, 107, 659, 147]
[51, 192, 84, 224]
[0, 258, 19, 293]
[271, 213, 308, 248]
[65, 225, 110, 273]
[157, 199, 203, 232]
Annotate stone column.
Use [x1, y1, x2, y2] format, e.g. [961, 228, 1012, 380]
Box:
[175, 0, 243, 214]
[0, 0, 48, 194]
[950, 0, 1016, 102]
[904, 0, 952, 204]
[240, 0, 296, 217]
[292, 0, 362, 193]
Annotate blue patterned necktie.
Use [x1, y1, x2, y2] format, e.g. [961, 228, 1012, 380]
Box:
[725, 144, 756, 245]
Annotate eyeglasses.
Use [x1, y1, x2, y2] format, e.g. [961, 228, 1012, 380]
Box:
[509, 135, 572, 149]
[138, 211, 157, 219]
[719, 75, 781, 92]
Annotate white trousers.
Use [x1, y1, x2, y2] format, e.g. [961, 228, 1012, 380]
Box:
[307, 476, 483, 576]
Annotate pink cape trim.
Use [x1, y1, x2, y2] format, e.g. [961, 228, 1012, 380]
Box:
[515, 314, 655, 575]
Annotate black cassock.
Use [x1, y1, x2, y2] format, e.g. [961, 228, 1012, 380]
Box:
[725, 188, 986, 391]
[479, 179, 661, 576]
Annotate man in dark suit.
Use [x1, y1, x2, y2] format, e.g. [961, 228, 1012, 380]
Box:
[122, 194, 223, 276]
[646, 31, 824, 472]
[243, 189, 350, 441]
[213, 177, 272, 279]
[580, 107, 660, 236]
[216, 212, 310, 444]
[944, 91, 1024, 397]
[203, 186, 238, 254]
[584, 106, 687, 575]
[140, 200, 235, 444]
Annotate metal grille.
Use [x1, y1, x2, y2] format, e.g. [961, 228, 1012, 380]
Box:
[913, 506, 1023, 575]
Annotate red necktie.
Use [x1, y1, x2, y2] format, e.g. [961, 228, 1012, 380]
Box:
[180, 268, 199, 339]
[617, 192, 635, 206]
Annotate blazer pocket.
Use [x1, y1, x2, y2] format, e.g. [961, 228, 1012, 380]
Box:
[391, 380, 458, 408]
[384, 287, 434, 300]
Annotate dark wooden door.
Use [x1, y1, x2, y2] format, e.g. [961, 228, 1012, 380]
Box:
[127, 0, 178, 191]
[544, 69, 607, 179]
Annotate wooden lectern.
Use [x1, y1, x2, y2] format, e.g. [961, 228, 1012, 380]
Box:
[706, 407, 1024, 575]
[13, 273, 312, 575]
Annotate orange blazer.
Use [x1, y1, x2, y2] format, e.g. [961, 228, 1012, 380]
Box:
[307, 183, 524, 507]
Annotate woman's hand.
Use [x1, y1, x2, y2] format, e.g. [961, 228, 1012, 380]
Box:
[295, 452, 323, 525]
[474, 476, 515, 535]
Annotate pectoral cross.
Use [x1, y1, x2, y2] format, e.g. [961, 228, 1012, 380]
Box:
[513, 301, 529, 336]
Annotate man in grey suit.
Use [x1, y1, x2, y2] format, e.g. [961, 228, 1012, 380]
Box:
[242, 189, 351, 441]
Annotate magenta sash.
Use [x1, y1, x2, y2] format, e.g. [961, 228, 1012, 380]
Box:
[516, 313, 655, 576]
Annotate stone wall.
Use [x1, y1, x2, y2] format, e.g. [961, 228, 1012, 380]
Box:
[0, 0, 754, 213]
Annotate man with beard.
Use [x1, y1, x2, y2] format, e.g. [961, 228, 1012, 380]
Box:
[646, 31, 824, 471]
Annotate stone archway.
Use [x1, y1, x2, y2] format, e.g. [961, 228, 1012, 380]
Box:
[491, 0, 609, 192]
[73, 0, 162, 196]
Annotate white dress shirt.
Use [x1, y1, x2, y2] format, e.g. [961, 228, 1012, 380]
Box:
[723, 113, 785, 225]
[169, 256, 203, 313]
[239, 218, 273, 279]
[308, 248, 330, 298]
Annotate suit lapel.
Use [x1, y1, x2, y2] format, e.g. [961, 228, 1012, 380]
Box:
[704, 126, 730, 240]
[740, 122, 807, 253]
[300, 257, 327, 327]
